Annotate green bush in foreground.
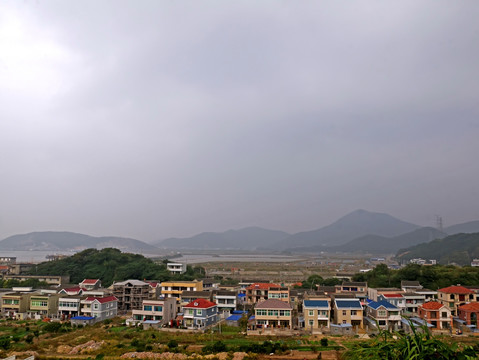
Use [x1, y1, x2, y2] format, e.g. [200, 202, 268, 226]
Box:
[345, 322, 478, 360]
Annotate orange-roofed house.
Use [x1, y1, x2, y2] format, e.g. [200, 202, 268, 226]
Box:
[246, 283, 281, 305]
[183, 298, 218, 329]
[79, 279, 101, 290]
[458, 302, 479, 327]
[418, 301, 452, 330]
[437, 285, 475, 316]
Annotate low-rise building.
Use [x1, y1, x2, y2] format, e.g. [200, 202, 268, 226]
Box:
[303, 299, 330, 331]
[58, 296, 82, 319]
[80, 296, 118, 322]
[132, 298, 177, 324]
[212, 290, 237, 318]
[437, 285, 475, 316]
[403, 293, 426, 316]
[1, 292, 29, 318]
[246, 283, 281, 305]
[27, 293, 60, 318]
[457, 302, 479, 327]
[333, 299, 363, 328]
[167, 263, 187, 274]
[113, 280, 150, 311]
[183, 298, 218, 329]
[160, 280, 203, 300]
[366, 300, 401, 330]
[79, 279, 101, 290]
[254, 299, 292, 329]
[418, 301, 451, 330]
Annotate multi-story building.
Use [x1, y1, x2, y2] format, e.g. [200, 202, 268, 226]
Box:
[437, 285, 475, 316]
[166, 263, 187, 274]
[418, 301, 452, 330]
[212, 290, 237, 318]
[27, 292, 60, 318]
[378, 293, 406, 311]
[246, 283, 281, 305]
[254, 299, 292, 329]
[268, 287, 290, 303]
[160, 280, 203, 300]
[457, 302, 479, 327]
[365, 300, 401, 330]
[1, 292, 29, 318]
[402, 293, 426, 316]
[80, 296, 118, 322]
[132, 298, 177, 324]
[58, 296, 82, 319]
[303, 299, 330, 331]
[183, 298, 218, 329]
[180, 291, 211, 308]
[401, 281, 423, 293]
[113, 280, 150, 311]
[333, 299, 363, 328]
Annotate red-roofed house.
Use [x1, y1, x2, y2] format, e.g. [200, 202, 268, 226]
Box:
[183, 298, 218, 329]
[80, 296, 118, 322]
[418, 301, 452, 330]
[458, 302, 479, 327]
[246, 283, 281, 305]
[79, 279, 101, 290]
[437, 285, 475, 316]
[378, 293, 406, 311]
[59, 286, 85, 296]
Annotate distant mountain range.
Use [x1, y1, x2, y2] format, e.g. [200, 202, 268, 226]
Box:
[155, 226, 291, 250]
[2, 211, 478, 256]
[396, 232, 479, 266]
[0, 231, 161, 253]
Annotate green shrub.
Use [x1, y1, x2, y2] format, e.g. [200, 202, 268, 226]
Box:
[320, 338, 328, 347]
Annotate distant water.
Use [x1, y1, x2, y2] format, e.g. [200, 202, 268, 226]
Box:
[0, 250, 306, 264]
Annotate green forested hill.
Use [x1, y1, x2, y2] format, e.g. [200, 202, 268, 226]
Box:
[396, 232, 479, 266]
[28, 248, 202, 286]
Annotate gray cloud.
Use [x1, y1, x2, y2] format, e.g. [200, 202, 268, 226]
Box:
[1, 0, 478, 241]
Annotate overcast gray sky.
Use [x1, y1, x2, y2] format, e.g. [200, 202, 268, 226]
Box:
[1, 1, 478, 242]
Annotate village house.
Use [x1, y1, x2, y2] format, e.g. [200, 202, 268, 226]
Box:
[212, 290, 237, 318]
[437, 285, 475, 316]
[79, 279, 101, 290]
[418, 301, 452, 330]
[183, 298, 218, 329]
[333, 299, 363, 328]
[27, 292, 60, 319]
[131, 298, 177, 324]
[146, 281, 161, 299]
[303, 299, 330, 331]
[180, 291, 211, 308]
[1, 292, 29, 318]
[365, 300, 401, 330]
[80, 296, 118, 322]
[58, 286, 85, 296]
[378, 293, 406, 311]
[166, 262, 187, 274]
[402, 292, 426, 316]
[401, 280, 423, 292]
[254, 298, 293, 329]
[268, 287, 290, 302]
[58, 296, 82, 319]
[457, 302, 479, 328]
[246, 283, 281, 305]
[160, 280, 203, 300]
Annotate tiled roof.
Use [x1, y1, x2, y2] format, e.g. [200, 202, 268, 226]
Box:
[334, 299, 363, 310]
[147, 282, 159, 288]
[421, 301, 444, 310]
[368, 300, 398, 310]
[438, 285, 474, 295]
[383, 294, 403, 298]
[304, 300, 329, 308]
[459, 303, 479, 311]
[401, 280, 421, 287]
[246, 283, 280, 290]
[62, 287, 85, 293]
[81, 279, 100, 284]
[114, 279, 149, 286]
[255, 299, 292, 310]
[184, 298, 216, 309]
[85, 296, 118, 304]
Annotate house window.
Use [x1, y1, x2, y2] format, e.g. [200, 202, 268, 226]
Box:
[93, 304, 99, 310]
[144, 305, 152, 311]
[197, 310, 202, 316]
[154, 306, 162, 312]
[257, 309, 267, 316]
[351, 310, 357, 316]
[378, 310, 387, 317]
[309, 310, 314, 316]
[280, 310, 290, 316]
[441, 312, 448, 318]
[309, 320, 314, 326]
[342, 310, 346, 316]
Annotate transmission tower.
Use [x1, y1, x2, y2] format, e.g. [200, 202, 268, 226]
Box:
[435, 215, 444, 232]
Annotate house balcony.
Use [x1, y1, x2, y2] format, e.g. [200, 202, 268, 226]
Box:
[317, 315, 329, 320]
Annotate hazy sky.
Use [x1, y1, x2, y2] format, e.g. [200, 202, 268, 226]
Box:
[1, 1, 478, 242]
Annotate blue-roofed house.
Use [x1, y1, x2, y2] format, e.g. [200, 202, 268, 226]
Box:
[333, 299, 363, 328]
[366, 300, 401, 330]
[303, 299, 330, 331]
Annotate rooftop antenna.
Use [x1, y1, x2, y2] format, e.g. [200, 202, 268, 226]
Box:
[435, 215, 444, 233]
